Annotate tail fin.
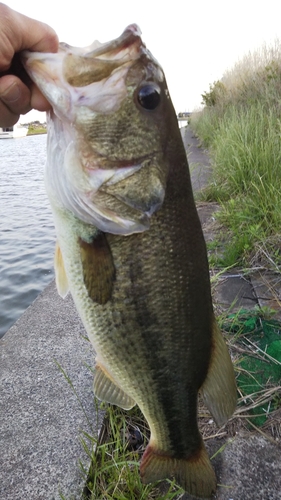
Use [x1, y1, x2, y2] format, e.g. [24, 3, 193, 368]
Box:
[140, 441, 216, 499]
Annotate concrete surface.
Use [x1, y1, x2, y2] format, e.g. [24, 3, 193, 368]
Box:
[213, 433, 281, 500]
[0, 281, 101, 500]
[251, 271, 281, 321]
[212, 272, 258, 313]
[182, 126, 213, 191]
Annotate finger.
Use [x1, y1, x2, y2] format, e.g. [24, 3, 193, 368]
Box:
[29, 82, 52, 112]
[16, 13, 59, 53]
[0, 99, 20, 127]
[0, 74, 32, 116]
[0, 5, 58, 71]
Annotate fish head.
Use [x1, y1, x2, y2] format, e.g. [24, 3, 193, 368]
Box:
[22, 25, 178, 234]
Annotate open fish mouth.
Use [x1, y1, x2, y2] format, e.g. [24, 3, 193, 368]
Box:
[60, 24, 144, 88]
[22, 25, 168, 235]
[22, 24, 163, 120]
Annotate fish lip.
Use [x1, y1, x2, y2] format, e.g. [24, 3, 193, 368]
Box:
[57, 24, 143, 66]
[79, 24, 143, 59]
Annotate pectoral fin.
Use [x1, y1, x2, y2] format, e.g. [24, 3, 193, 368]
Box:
[79, 232, 115, 305]
[93, 362, 135, 410]
[200, 316, 237, 427]
[54, 241, 69, 298]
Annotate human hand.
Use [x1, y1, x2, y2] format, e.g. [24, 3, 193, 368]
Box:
[0, 3, 58, 126]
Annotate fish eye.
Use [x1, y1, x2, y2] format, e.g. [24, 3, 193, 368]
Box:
[137, 84, 161, 110]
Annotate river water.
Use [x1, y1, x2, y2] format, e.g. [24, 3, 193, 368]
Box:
[0, 134, 55, 338]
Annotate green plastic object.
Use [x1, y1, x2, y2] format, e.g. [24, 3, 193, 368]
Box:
[223, 309, 281, 426]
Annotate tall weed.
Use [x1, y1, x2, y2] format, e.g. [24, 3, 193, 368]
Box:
[190, 40, 281, 265]
[191, 107, 222, 147]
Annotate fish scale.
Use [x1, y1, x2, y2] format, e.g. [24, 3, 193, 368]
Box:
[22, 24, 237, 499]
[83, 159, 212, 453]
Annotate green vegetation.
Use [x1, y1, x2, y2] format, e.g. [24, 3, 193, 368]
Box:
[27, 122, 47, 135]
[190, 40, 281, 267]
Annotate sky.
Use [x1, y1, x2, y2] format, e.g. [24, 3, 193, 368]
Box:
[4, 0, 281, 122]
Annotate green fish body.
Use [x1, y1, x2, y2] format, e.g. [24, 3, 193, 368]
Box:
[23, 25, 236, 498]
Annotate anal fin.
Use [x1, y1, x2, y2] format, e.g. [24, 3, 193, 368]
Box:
[79, 232, 115, 305]
[200, 316, 237, 427]
[93, 362, 135, 410]
[54, 241, 69, 298]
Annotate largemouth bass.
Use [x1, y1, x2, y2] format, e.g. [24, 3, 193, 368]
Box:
[23, 25, 237, 498]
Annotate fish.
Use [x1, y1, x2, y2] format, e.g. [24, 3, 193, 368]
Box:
[22, 25, 237, 499]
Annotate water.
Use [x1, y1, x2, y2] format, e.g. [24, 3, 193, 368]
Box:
[0, 135, 55, 338]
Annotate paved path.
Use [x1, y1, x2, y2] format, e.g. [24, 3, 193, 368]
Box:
[0, 282, 101, 500]
[181, 126, 212, 191]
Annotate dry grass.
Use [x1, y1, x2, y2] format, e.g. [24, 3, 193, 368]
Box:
[220, 39, 281, 109]
[250, 235, 281, 272]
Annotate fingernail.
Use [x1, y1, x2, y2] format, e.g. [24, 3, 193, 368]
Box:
[0, 82, 21, 103]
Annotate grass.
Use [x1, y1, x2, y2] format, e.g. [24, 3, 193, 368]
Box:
[27, 125, 47, 135]
[56, 360, 184, 500]
[82, 405, 184, 500]
[190, 39, 281, 268]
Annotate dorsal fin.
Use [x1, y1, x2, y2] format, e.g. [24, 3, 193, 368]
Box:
[79, 232, 115, 305]
[54, 241, 69, 298]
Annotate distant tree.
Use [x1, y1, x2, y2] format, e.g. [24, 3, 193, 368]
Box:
[201, 81, 226, 107]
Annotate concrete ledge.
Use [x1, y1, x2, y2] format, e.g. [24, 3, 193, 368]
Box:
[213, 433, 281, 499]
[0, 281, 101, 500]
